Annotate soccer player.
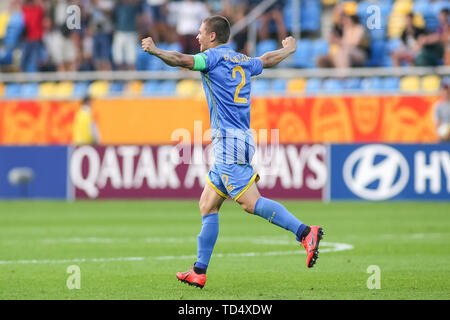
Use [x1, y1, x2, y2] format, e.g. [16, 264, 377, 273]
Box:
[142, 15, 324, 289]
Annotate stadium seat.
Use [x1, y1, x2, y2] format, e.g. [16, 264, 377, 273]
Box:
[89, 80, 109, 98]
[361, 77, 383, 91]
[0, 82, 4, 98]
[305, 78, 322, 93]
[158, 80, 177, 95]
[287, 78, 306, 93]
[73, 82, 90, 98]
[343, 1, 358, 16]
[300, 0, 321, 32]
[312, 39, 329, 67]
[38, 82, 57, 99]
[271, 79, 287, 94]
[256, 39, 277, 57]
[108, 82, 125, 96]
[54, 81, 74, 99]
[292, 39, 313, 68]
[21, 83, 39, 98]
[176, 79, 201, 96]
[381, 76, 400, 91]
[344, 78, 362, 91]
[4, 83, 21, 99]
[367, 40, 385, 67]
[421, 75, 441, 92]
[392, 0, 413, 15]
[252, 79, 270, 95]
[400, 75, 420, 92]
[0, 11, 9, 39]
[125, 80, 143, 96]
[142, 80, 160, 96]
[323, 78, 344, 92]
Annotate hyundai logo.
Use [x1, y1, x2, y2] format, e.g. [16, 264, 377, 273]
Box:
[343, 145, 409, 200]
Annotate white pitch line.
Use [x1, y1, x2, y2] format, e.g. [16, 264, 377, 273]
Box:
[0, 242, 353, 265]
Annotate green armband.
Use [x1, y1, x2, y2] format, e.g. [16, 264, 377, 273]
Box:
[192, 53, 207, 71]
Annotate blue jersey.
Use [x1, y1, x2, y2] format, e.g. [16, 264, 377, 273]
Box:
[194, 44, 263, 164]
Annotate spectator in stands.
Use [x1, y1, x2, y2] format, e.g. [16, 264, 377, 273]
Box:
[433, 78, 450, 142]
[89, 0, 114, 71]
[45, 0, 79, 72]
[144, 0, 168, 43]
[438, 8, 450, 65]
[317, 13, 369, 68]
[20, 0, 44, 72]
[72, 95, 101, 145]
[391, 13, 427, 67]
[112, 0, 144, 70]
[414, 9, 447, 67]
[248, 0, 287, 44]
[168, 0, 209, 54]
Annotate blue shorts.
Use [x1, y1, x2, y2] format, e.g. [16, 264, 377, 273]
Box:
[206, 163, 260, 200]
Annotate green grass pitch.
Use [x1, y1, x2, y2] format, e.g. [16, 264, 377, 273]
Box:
[0, 200, 449, 300]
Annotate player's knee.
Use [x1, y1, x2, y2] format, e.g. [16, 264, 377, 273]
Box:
[199, 199, 217, 216]
[240, 201, 254, 214]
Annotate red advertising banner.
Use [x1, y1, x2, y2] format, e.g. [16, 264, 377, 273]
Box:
[0, 95, 440, 145]
[70, 144, 326, 200]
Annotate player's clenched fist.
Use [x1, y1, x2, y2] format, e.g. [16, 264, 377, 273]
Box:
[281, 36, 297, 53]
[142, 37, 157, 54]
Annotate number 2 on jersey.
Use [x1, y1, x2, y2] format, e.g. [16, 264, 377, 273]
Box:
[232, 66, 248, 104]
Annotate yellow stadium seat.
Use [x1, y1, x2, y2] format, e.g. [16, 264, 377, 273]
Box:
[0, 83, 4, 98]
[89, 80, 109, 98]
[39, 82, 57, 98]
[176, 79, 201, 97]
[322, 0, 337, 6]
[0, 12, 9, 39]
[392, 0, 412, 15]
[343, 1, 358, 16]
[400, 76, 420, 92]
[421, 75, 441, 92]
[388, 14, 406, 38]
[287, 78, 306, 93]
[54, 81, 74, 99]
[126, 80, 143, 95]
[413, 13, 425, 28]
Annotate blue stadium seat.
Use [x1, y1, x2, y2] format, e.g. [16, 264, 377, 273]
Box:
[361, 77, 383, 91]
[21, 83, 39, 98]
[344, 78, 362, 91]
[252, 79, 270, 95]
[4, 83, 21, 98]
[381, 76, 400, 91]
[305, 78, 322, 93]
[158, 80, 177, 95]
[311, 39, 329, 67]
[142, 80, 160, 96]
[301, 0, 321, 32]
[136, 46, 151, 71]
[73, 81, 90, 98]
[271, 79, 287, 93]
[292, 39, 313, 68]
[323, 78, 344, 92]
[366, 40, 385, 67]
[256, 39, 277, 57]
[108, 82, 125, 96]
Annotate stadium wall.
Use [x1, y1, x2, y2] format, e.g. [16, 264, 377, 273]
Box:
[0, 143, 448, 201]
[0, 95, 440, 145]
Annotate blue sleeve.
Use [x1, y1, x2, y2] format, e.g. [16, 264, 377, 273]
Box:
[249, 58, 263, 76]
[202, 49, 221, 73]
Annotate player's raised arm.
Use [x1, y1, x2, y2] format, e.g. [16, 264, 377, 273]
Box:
[141, 37, 195, 69]
[257, 36, 297, 69]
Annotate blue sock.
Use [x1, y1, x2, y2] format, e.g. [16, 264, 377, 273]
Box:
[194, 213, 219, 272]
[253, 197, 308, 242]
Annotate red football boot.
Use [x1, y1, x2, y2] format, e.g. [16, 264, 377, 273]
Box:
[176, 267, 206, 289]
[301, 226, 324, 268]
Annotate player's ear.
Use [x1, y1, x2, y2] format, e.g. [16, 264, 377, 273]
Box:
[210, 31, 216, 43]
